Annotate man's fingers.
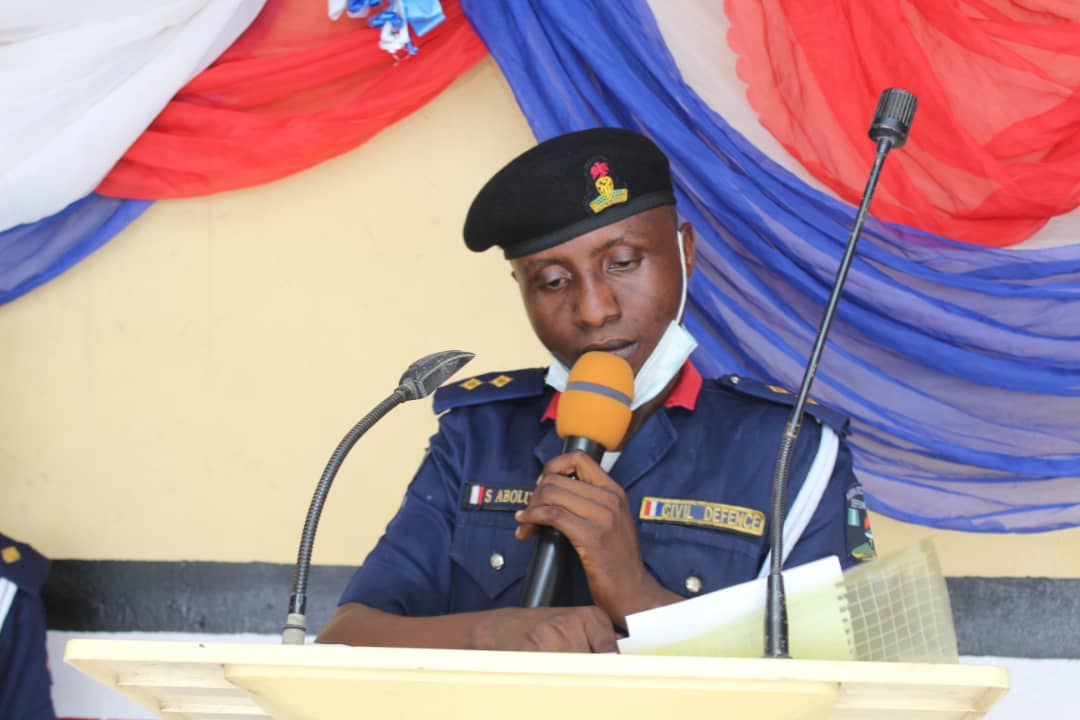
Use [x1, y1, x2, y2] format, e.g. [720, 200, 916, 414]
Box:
[515, 502, 594, 544]
[515, 474, 619, 540]
[522, 608, 615, 653]
[524, 615, 587, 653]
[582, 606, 619, 653]
[542, 451, 618, 490]
[532, 476, 616, 523]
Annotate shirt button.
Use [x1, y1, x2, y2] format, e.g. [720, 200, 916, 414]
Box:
[684, 575, 703, 594]
[730, 375, 740, 385]
[489, 552, 505, 571]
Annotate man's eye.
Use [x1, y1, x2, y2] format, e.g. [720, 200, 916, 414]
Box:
[608, 257, 640, 271]
[538, 275, 568, 290]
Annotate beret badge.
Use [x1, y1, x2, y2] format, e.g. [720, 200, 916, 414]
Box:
[587, 159, 629, 214]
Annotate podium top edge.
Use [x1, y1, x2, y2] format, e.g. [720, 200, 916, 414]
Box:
[64, 638, 1009, 688]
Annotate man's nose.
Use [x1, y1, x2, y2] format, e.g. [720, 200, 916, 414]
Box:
[576, 275, 620, 327]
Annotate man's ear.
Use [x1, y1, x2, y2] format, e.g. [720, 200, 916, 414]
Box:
[679, 221, 696, 279]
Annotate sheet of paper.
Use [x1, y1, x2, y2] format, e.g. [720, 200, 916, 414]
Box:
[618, 555, 854, 660]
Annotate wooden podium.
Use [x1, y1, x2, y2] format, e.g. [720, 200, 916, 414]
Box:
[65, 639, 1007, 720]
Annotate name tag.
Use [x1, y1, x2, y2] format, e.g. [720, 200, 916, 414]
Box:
[461, 482, 534, 512]
[639, 496, 765, 537]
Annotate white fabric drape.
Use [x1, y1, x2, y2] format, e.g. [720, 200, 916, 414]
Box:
[0, 0, 265, 232]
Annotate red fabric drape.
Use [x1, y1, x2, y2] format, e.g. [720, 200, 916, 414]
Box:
[97, 0, 487, 199]
[725, 0, 1080, 246]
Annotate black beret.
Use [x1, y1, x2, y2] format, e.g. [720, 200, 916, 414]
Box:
[464, 127, 676, 259]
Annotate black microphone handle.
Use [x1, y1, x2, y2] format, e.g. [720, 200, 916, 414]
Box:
[520, 436, 604, 608]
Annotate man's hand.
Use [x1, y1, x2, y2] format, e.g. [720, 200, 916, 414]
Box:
[514, 451, 682, 626]
[468, 605, 618, 652]
[318, 603, 617, 652]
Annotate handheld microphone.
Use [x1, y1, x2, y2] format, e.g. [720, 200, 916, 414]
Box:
[282, 349, 474, 644]
[764, 88, 917, 658]
[520, 351, 634, 608]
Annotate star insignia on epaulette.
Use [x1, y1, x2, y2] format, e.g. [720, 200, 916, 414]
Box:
[766, 383, 818, 405]
[460, 375, 515, 391]
[433, 368, 544, 414]
[1, 546, 21, 564]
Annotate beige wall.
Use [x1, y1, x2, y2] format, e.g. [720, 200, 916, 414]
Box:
[2, 58, 1077, 578]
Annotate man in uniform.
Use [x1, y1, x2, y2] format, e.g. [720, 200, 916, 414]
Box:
[319, 127, 871, 652]
[1, 533, 57, 719]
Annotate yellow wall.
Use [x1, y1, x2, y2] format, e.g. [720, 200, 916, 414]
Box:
[2, 58, 1077, 578]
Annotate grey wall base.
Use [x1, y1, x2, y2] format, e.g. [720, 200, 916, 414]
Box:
[41, 561, 1080, 659]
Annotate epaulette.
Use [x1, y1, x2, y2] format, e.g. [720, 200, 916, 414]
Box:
[433, 367, 547, 414]
[0, 533, 50, 596]
[715, 374, 850, 435]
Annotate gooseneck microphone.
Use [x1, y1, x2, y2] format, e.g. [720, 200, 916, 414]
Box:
[520, 351, 634, 608]
[764, 88, 917, 659]
[282, 349, 474, 644]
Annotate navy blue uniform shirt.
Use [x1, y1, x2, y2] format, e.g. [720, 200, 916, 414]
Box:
[1, 534, 56, 720]
[340, 364, 868, 616]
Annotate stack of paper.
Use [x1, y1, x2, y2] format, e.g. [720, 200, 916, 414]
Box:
[618, 556, 854, 660]
[619, 541, 957, 663]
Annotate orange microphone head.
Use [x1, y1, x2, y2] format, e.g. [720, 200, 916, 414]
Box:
[555, 351, 635, 450]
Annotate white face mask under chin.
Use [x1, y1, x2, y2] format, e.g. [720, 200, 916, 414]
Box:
[544, 228, 698, 411]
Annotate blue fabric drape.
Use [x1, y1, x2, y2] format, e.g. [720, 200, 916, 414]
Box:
[461, 0, 1080, 532]
[0, 195, 152, 306]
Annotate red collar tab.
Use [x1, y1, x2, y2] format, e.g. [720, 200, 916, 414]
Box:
[541, 361, 701, 422]
[665, 360, 702, 411]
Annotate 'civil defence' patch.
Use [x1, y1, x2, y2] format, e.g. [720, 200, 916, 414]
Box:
[639, 496, 765, 537]
[462, 482, 535, 512]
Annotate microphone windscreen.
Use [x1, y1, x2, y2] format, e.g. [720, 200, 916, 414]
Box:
[555, 351, 634, 450]
[868, 88, 917, 148]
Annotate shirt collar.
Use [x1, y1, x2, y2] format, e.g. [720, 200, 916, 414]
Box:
[540, 360, 702, 422]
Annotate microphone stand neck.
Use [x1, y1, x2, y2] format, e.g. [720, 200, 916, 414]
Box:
[282, 387, 409, 645]
[764, 138, 894, 659]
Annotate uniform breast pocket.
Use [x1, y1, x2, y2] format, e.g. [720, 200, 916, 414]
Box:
[638, 522, 765, 598]
[448, 515, 534, 612]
